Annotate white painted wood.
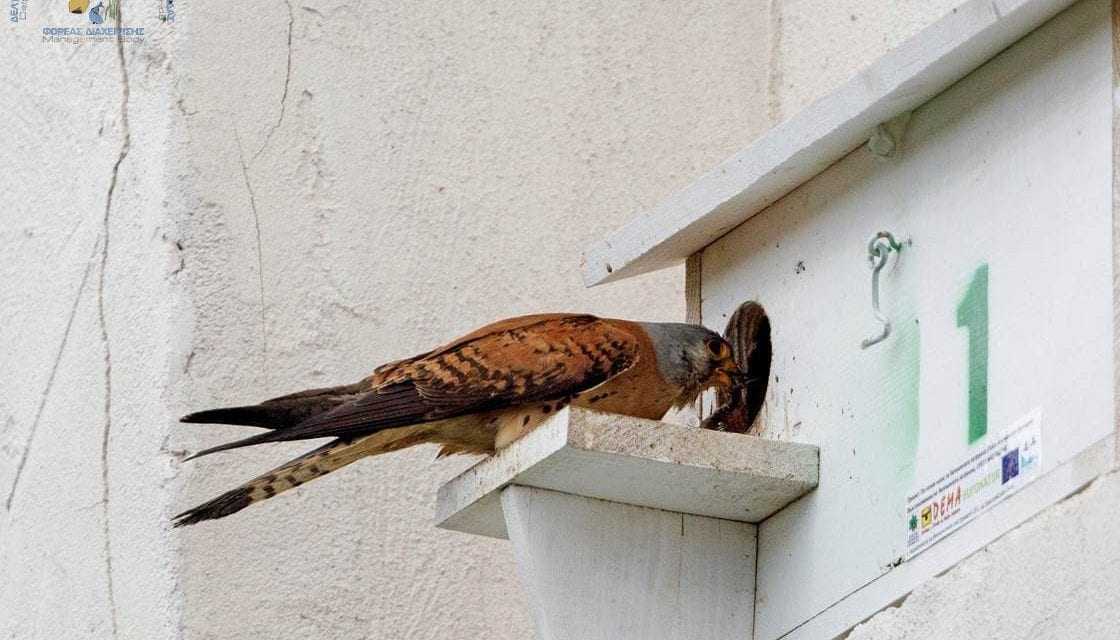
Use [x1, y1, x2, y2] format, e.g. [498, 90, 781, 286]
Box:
[1112, 0, 1120, 466]
[685, 252, 703, 325]
[696, 2, 1113, 638]
[435, 406, 819, 539]
[501, 486, 756, 640]
[580, 0, 1077, 286]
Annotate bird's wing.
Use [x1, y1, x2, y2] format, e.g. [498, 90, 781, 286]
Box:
[180, 379, 373, 429]
[188, 315, 639, 458]
[366, 313, 579, 385]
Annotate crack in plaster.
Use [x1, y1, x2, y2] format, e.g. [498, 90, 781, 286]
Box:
[3, 242, 99, 513]
[219, 0, 300, 387]
[96, 11, 132, 637]
[253, 0, 295, 162]
[837, 592, 913, 640]
[234, 128, 270, 384]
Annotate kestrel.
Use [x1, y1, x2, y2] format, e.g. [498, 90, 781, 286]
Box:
[175, 313, 745, 526]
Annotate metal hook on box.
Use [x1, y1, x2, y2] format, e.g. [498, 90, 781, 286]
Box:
[860, 231, 904, 349]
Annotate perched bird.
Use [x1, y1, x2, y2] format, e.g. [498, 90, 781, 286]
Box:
[175, 313, 745, 526]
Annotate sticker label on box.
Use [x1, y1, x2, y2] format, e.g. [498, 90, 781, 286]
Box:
[905, 410, 1042, 560]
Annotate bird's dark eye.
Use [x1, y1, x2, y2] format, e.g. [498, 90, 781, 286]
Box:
[705, 338, 726, 358]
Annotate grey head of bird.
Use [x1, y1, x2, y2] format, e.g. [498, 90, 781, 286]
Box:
[637, 322, 744, 408]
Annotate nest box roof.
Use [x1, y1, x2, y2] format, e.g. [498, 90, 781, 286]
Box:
[581, 0, 1076, 287]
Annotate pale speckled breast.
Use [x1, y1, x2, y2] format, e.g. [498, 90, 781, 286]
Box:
[490, 366, 677, 450]
[491, 402, 564, 450]
[429, 403, 570, 453]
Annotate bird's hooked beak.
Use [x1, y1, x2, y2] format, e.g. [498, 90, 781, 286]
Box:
[710, 356, 746, 394]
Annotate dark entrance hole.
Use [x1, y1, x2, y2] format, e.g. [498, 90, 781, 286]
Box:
[708, 301, 772, 435]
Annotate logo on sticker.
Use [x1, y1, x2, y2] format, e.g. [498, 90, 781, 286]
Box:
[1001, 448, 1020, 484]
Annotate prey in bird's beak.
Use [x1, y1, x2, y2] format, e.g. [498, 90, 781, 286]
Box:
[704, 337, 745, 395]
[700, 338, 757, 434]
[713, 358, 746, 394]
[698, 302, 772, 436]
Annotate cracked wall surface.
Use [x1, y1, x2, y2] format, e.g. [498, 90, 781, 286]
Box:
[0, 3, 184, 639]
[170, 2, 773, 638]
[14, 1, 1119, 639]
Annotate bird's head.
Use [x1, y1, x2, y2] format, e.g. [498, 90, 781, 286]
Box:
[640, 322, 745, 408]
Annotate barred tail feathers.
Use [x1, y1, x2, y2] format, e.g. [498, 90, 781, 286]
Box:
[173, 424, 435, 526]
[173, 439, 365, 527]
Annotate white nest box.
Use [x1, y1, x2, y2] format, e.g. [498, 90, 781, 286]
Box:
[440, 1, 1120, 638]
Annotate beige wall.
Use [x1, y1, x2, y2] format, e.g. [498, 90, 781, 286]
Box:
[174, 2, 772, 638]
[172, 3, 977, 637]
[0, 6, 183, 639]
[3, 2, 995, 638]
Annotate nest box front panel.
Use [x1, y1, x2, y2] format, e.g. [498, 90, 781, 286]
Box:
[700, 1, 1113, 638]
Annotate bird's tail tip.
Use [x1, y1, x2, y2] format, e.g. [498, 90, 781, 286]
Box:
[180, 430, 278, 463]
[173, 438, 360, 527]
[172, 486, 254, 527]
[179, 406, 273, 426]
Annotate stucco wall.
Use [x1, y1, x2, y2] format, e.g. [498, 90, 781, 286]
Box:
[0, 6, 183, 639]
[171, 2, 773, 639]
[9, 1, 1118, 639]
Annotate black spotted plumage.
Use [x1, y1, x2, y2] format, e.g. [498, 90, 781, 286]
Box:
[176, 312, 744, 526]
[182, 315, 639, 459]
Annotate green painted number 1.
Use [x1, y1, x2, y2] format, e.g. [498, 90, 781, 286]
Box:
[956, 264, 989, 444]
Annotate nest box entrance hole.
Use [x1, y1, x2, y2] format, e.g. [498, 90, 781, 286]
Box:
[723, 301, 771, 434]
